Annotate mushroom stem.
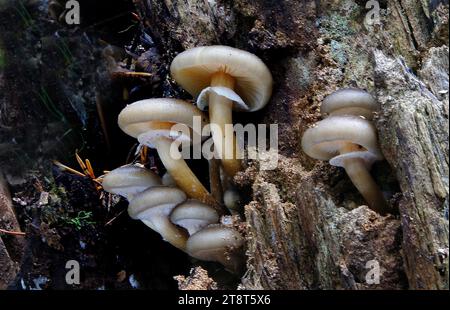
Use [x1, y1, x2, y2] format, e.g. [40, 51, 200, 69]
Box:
[141, 217, 188, 251]
[341, 157, 389, 214]
[208, 156, 223, 203]
[153, 137, 218, 207]
[224, 188, 241, 214]
[209, 72, 242, 177]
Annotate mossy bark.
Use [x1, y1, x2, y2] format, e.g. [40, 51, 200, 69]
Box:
[135, 0, 449, 290]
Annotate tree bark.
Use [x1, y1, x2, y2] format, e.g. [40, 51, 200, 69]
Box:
[374, 48, 449, 289]
[0, 174, 23, 289]
[135, 0, 449, 290]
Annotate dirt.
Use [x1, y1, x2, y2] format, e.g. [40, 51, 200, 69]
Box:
[5, 168, 198, 290]
[174, 267, 218, 290]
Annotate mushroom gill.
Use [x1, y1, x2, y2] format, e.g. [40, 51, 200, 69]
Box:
[118, 98, 220, 209]
[171, 45, 273, 178]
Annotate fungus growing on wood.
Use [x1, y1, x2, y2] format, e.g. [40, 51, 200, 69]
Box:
[170, 200, 220, 235]
[223, 188, 241, 213]
[186, 224, 244, 273]
[302, 89, 389, 214]
[321, 88, 380, 120]
[170, 46, 273, 177]
[102, 165, 161, 200]
[128, 186, 189, 251]
[118, 98, 218, 207]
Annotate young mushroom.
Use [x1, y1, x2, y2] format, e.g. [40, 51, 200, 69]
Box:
[223, 188, 241, 214]
[102, 166, 191, 250]
[128, 186, 189, 251]
[186, 224, 245, 274]
[102, 165, 162, 200]
[170, 46, 273, 178]
[118, 98, 219, 208]
[170, 200, 220, 235]
[301, 89, 389, 214]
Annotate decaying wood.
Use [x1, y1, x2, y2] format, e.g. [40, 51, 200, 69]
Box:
[240, 157, 405, 290]
[0, 173, 24, 289]
[0, 237, 18, 289]
[0, 0, 447, 290]
[374, 49, 449, 289]
[174, 267, 218, 290]
[136, 0, 449, 290]
[0, 173, 25, 257]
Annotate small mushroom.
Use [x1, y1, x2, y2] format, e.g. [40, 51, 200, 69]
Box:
[302, 89, 389, 214]
[171, 46, 273, 177]
[186, 224, 244, 273]
[118, 98, 218, 207]
[170, 200, 220, 235]
[128, 186, 189, 251]
[102, 165, 162, 200]
[321, 88, 380, 120]
[223, 188, 241, 213]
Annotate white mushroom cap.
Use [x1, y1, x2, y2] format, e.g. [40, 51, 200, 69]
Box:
[186, 224, 244, 272]
[321, 88, 379, 120]
[170, 46, 273, 112]
[128, 186, 187, 220]
[301, 116, 383, 165]
[102, 165, 162, 200]
[170, 200, 220, 235]
[128, 186, 189, 250]
[118, 98, 208, 148]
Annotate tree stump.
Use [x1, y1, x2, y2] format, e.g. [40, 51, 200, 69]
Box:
[0, 0, 448, 290]
[135, 0, 449, 290]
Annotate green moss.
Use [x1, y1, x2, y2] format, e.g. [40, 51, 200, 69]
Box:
[65, 211, 95, 231]
[40, 176, 91, 227]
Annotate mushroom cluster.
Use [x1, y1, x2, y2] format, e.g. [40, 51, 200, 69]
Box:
[103, 165, 244, 272]
[102, 45, 274, 273]
[301, 89, 389, 214]
[171, 46, 273, 178]
[117, 98, 219, 208]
